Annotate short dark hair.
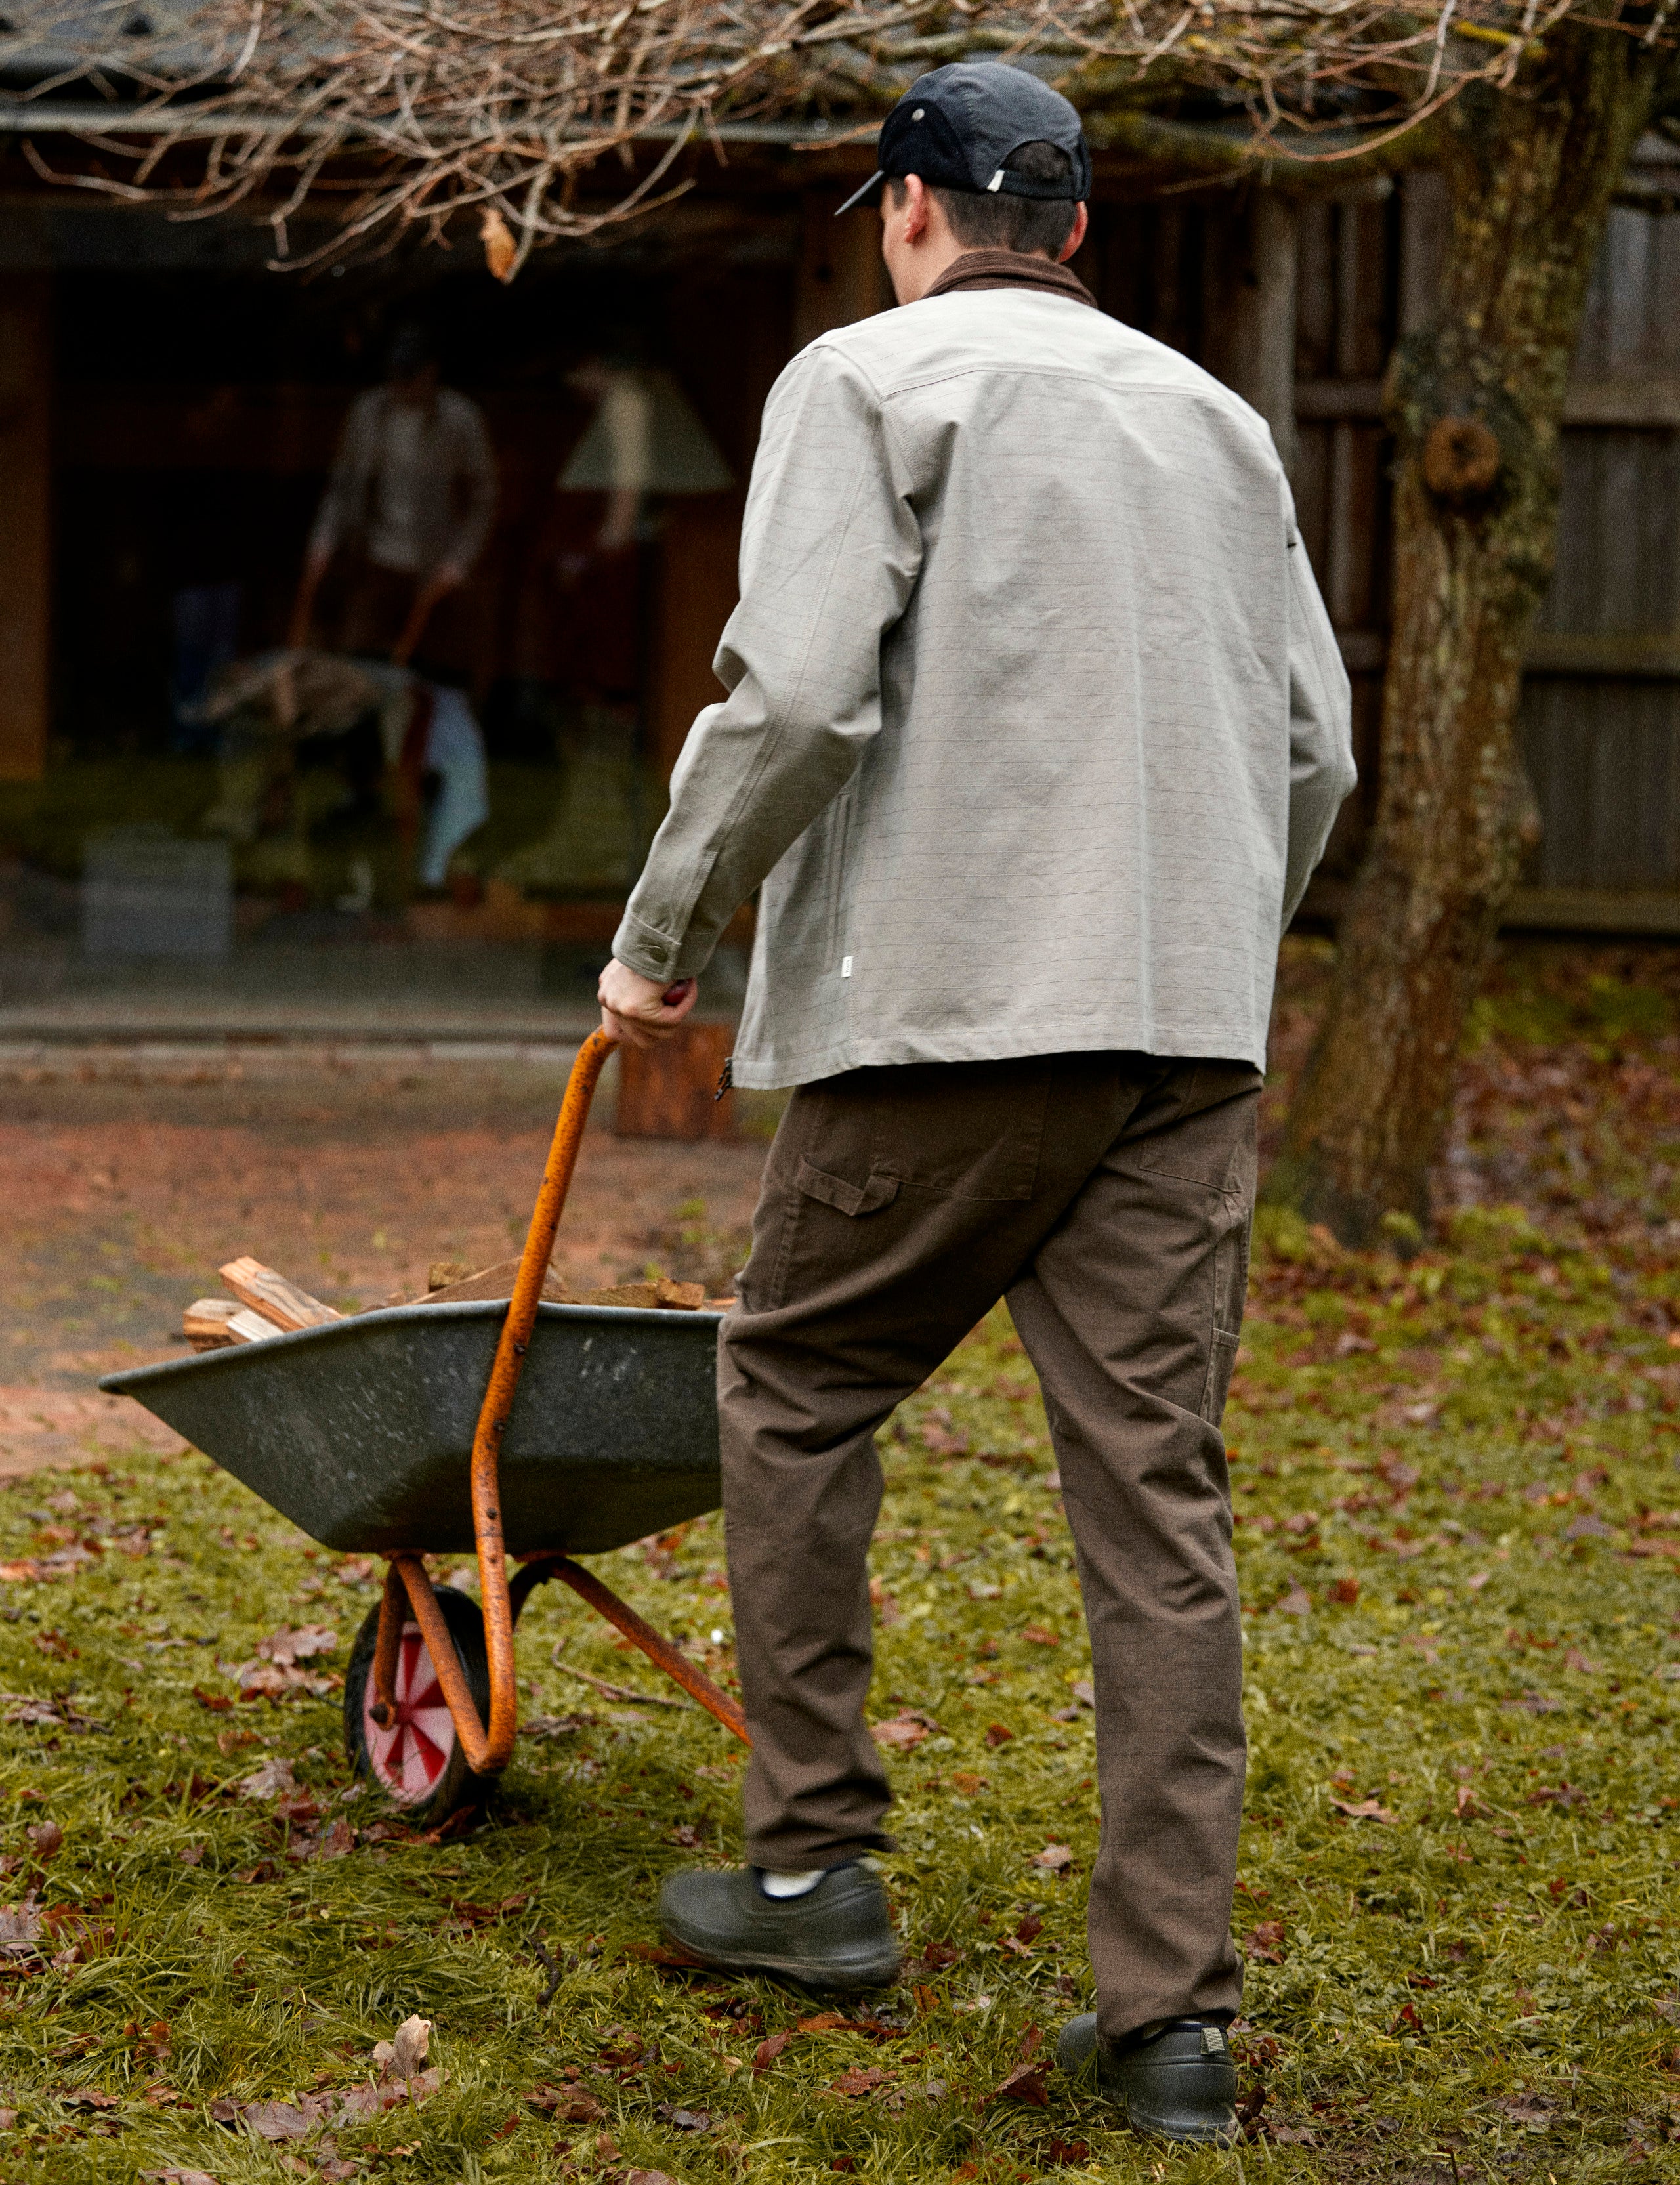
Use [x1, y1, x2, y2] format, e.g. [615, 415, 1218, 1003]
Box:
[889, 140, 1079, 258]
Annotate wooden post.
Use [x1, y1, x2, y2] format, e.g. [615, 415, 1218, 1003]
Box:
[0, 275, 51, 782]
[793, 192, 894, 350]
[1231, 190, 1301, 482]
[615, 1020, 736, 1141]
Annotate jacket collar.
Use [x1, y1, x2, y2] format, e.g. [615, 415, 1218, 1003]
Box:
[922, 249, 1099, 309]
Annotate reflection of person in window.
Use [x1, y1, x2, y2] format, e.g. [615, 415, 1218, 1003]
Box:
[559, 356, 654, 580]
[291, 325, 497, 669]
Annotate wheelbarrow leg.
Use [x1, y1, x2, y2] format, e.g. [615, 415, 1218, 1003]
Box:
[514, 1554, 751, 1745]
[369, 1561, 407, 1727]
[383, 1552, 497, 1760]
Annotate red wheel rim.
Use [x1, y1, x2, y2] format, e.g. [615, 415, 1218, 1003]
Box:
[363, 1621, 457, 1802]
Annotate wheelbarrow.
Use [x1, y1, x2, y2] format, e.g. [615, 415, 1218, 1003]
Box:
[99, 1029, 749, 1826]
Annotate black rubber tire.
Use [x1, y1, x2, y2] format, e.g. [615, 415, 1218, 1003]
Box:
[343, 1585, 492, 1829]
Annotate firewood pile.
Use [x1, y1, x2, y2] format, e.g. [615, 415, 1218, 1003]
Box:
[184, 1256, 732, 1351]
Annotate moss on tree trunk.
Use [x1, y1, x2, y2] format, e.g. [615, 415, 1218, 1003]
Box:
[1267, 28, 1670, 1248]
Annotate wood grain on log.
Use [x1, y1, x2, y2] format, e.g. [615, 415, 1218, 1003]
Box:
[218, 1257, 341, 1331]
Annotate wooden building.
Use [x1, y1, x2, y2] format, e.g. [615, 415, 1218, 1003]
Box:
[0, 114, 1675, 989]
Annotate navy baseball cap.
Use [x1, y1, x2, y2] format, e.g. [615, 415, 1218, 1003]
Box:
[836, 61, 1091, 217]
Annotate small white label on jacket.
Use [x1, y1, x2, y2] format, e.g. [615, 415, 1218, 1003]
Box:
[841, 956, 853, 978]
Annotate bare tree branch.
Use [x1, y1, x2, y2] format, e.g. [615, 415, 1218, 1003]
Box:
[0, 0, 1669, 268]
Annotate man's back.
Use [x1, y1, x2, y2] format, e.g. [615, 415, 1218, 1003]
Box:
[614, 286, 1352, 1089]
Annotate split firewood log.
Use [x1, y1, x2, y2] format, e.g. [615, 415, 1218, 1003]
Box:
[218, 1258, 341, 1332]
[583, 1278, 708, 1310]
[227, 1306, 289, 1343]
[184, 1296, 289, 1347]
[381, 1261, 724, 1312]
[184, 1298, 240, 1351]
[408, 1258, 579, 1307]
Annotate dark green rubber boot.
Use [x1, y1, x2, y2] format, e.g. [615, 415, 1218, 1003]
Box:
[1057, 2012, 1238, 2146]
[659, 1863, 900, 1992]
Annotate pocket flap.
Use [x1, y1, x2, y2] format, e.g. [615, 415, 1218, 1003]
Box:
[795, 1156, 900, 1218]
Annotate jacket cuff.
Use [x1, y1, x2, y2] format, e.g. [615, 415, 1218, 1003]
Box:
[612, 910, 685, 984]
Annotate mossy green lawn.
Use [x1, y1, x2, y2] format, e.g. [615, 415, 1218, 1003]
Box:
[3, 1210, 1680, 2180]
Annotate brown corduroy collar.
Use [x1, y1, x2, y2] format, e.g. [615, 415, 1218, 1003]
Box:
[922, 249, 1099, 309]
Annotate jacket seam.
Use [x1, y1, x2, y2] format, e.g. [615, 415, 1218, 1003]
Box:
[686, 366, 892, 915]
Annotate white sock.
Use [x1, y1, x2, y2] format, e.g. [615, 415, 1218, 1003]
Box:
[759, 1869, 824, 1899]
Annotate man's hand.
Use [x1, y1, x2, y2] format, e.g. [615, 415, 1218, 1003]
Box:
[598, 960, 698, 1048]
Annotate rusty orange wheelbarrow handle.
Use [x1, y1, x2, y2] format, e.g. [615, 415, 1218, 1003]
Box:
[371, 1024, 749, 1775]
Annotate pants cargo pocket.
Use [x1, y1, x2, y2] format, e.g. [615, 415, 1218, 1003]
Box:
[757, 1156, 902, 1312]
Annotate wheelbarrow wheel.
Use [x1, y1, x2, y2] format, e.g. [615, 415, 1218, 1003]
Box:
[343, 1586, 491, 1828]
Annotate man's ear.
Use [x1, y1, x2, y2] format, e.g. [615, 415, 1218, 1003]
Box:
[1057, 202, 1090, 265]
[898, 173, 932, 245]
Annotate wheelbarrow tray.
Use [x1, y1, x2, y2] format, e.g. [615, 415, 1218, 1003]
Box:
[98, 1301, 723, 1557]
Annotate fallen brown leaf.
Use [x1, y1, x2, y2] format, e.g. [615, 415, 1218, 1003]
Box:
[239, 2100, 317, 2142]
[993, 2059, 1051, 2106]
[870, 1712, 931, 1752]
[1241, 1920, 1285, 1964]
[237, 1757, 298, 1801]
[826, 2066, 888, 2098]
[373, 2014, 431, 2084]
[1330, 1796, 1398, 1823]
[256, 1625, 337, 1666]
[652, 2102, 714, 2129]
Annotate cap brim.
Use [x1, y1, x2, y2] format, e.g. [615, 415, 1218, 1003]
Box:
[834, 171, 886, 216]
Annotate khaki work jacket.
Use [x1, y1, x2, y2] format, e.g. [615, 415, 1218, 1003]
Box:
[612, 284, 1356, 1087]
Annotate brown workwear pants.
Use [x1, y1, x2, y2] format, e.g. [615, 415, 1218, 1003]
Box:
[718, 1051, 1260, 2040]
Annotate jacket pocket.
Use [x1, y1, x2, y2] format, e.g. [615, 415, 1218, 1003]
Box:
[825, 793, 851, 967]
[795, 1155, 900, 1218]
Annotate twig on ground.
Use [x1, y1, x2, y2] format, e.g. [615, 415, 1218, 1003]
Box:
[549, 1644, 688, 1709]
[530, 1931, 565, 2009]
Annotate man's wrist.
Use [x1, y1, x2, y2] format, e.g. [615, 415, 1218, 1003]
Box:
[610, 910, 684, 986]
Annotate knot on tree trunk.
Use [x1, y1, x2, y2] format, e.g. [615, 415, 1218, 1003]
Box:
[1422, 415, 1503, 505]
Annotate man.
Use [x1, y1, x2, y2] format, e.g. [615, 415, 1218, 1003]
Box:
[597, 61, 1354, 2148]
[291, 324, 497, 671]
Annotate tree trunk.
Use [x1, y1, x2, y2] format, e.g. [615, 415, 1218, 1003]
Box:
[1267, 27, 1667, 1248]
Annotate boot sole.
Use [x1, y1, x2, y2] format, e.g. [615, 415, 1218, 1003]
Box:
[1127, 2111, 1240, 2149]
[660, 1920, 900, 1993]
